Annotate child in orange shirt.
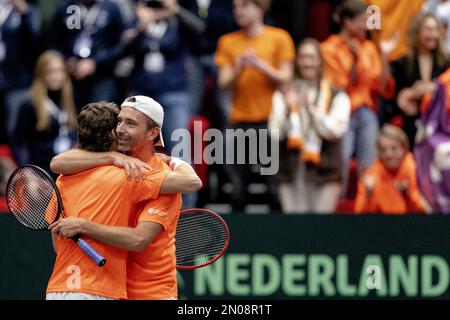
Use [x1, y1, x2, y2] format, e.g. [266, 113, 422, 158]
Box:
[355, 124, 426, 214]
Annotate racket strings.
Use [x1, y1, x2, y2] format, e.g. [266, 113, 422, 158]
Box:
[176, 211, 228, 267]
[7, 167, 59, 229]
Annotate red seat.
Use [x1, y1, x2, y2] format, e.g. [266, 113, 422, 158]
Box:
[0, 144, 15, 213]
[335, 158, 358, 214]
[189, 116, 210, 189]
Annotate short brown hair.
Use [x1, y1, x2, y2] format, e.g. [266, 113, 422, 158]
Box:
[378, 124, 410, 151]
[77, 101, 120, 152]
[248, 0, 271, 13]
[337, 0, 367, 25]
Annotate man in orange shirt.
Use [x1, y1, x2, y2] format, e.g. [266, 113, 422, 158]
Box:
[216, 0, 295, 211]
[53, 159, 182, 299]
[355, 124, 426, 214]
[321, 0, 395, 197]
[47, 97, 201, 300]
[49, 96, 200, 300]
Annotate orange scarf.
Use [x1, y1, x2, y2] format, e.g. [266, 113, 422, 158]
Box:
[287, 78, 332, 164]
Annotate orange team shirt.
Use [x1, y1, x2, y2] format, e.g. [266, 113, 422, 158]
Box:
[127, 158, 182, 300]
[355, 153, 426, 214]
[366, 0, 424, 62]
[215, 26, 295, 123]
[320, 34, 395, 112]
[46, 157, 169, 300]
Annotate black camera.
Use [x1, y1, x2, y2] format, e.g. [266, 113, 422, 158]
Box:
[145, 0, 165, 9]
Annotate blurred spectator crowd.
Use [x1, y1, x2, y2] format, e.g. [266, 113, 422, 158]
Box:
[1, 0, 450, 215]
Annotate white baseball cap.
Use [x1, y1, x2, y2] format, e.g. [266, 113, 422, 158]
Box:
[120, 95, 165, 147]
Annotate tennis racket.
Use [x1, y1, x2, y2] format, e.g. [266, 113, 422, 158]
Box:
[6, 165, 106, 267]
[176, 208, 229, 270]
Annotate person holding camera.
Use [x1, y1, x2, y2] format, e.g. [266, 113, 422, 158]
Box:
[121, 0, 204, 208]
[125, 0, 204, 154]
[48, 0, 128, 111]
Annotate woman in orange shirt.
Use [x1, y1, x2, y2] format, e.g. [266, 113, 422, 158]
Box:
[321, 0, 395, 197]
[355, 124, 426, 214]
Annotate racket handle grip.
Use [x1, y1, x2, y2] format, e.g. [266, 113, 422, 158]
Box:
[76, 238, 107, 267]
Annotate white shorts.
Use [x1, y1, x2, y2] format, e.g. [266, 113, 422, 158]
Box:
[46, 292, 114, 300]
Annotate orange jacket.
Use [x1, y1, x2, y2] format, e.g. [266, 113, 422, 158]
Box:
[321, 34, 395, 112]
[355, 153, 426, 214]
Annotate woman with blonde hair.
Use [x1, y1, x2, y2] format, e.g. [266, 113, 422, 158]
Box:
[269, 38, 351, 213]
[355, 124, 426, 214]
[14, 50, 77, 175]
[391, 12, 450, 146]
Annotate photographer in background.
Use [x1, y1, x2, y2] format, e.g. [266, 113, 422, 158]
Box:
[126, 0, 204, 152]
[48, 0, 128, 111]
[123, 0, 205, 208]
